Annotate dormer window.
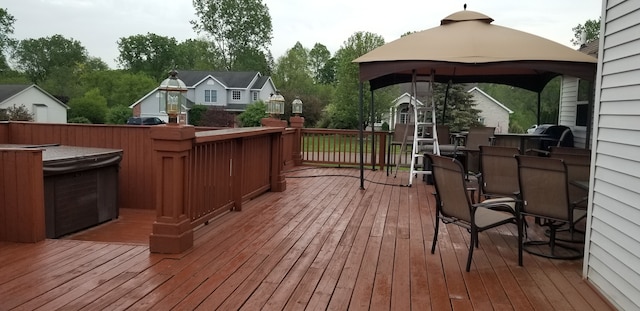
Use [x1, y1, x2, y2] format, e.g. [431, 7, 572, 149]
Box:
[232, 90, 241, 101]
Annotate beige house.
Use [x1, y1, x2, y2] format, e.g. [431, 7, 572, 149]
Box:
[0, 84, 68, 123]
[388, 87, 512, 133]
[467, 86, 513, 133]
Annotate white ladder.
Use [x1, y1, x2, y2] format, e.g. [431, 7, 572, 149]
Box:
[408, 74, 440, 186]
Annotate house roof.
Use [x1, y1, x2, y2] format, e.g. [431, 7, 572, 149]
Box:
[392, 92, 425, 107]
[252, 75, 270, 90]
[0, 84, 30, 102]
[176, 70, 262, 88]
[467, 86, 513, 114]
[0, 84, 69, 109]
[579, 39, 599, 58]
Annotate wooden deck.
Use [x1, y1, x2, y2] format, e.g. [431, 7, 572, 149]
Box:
[0, 167, 613, 310]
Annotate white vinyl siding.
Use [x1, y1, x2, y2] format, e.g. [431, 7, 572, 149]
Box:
[584, 1, 640, 310]
[559, 77, 590, 148]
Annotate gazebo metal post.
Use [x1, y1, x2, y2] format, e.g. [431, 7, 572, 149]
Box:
[370, 89, 376, 171]
[359, 82, 365, 190]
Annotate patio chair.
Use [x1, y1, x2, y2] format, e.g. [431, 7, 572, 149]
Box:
[457, 127, 496, 174]
[549, 146, 591, 156]
[427, 154, 521, 271]
[548, 152, 591, 242]
[515, 155, 587, 259]
[478, 145, 521, 215]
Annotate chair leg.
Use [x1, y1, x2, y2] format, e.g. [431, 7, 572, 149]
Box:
[431, 218, 440, 254]
[466, 229, 477, 272]
[518, 215, 524, 266]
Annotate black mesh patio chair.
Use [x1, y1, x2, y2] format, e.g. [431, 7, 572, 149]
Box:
[516, 155, 587, 259]
[427, 154, 521, 271]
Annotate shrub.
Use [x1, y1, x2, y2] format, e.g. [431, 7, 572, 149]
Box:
[68, 116, 92, 124]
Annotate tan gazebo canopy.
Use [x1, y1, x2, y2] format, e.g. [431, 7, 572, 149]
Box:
[355, 10, 597, 92]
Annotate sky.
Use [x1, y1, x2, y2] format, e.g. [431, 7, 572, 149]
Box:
[3, 0, 603, 69]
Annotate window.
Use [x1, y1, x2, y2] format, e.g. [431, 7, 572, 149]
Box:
[399, 107, 409, 124]
[204, 90, 217, 103]
[232, 90, 241, 101]
[253, 92, 258, 101]
[576, 104, 588, 126]
[577, 79, 590, 101]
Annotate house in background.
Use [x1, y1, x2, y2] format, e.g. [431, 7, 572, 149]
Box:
[387, 92, 425, 130]
[467, 86, 513, 133]
[130, 70, 277, 124]
[0, 84, 68, 123]
[558, 39, 599, 148]
[388, 87, 512, 133]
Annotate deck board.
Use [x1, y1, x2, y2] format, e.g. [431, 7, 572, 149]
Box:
[0, 167, 615, 310]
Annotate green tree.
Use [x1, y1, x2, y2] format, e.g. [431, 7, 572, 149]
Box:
[106, 105, 133, 124]
[272, 42, 332, 127]
[188, 104, 208, 126]
[237, 101, 266, 127]
[325, 31, 393, 129]
[38, 56, 110, 103]
[309, 43, 332, 84]
[12, 34, 88, 84]
[67, 88, 109, 124]
[232, 46, 271, 73]
[81, 70, 157, 107]
[0, 68, 29, 84]
[0, 8, 16, 70]
[191, 0, 273, 70]
[479, 77, 561, 132]
[68, 116, 92, 124]
[572, 18, 601, 46]
[175, 39, 223, 70]
[433, 83, 482, 132]
[116, 33, 178, 81]
[273, 42, 313, 93]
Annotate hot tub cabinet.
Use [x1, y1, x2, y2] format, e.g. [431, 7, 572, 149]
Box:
[42, 145, 123, 238]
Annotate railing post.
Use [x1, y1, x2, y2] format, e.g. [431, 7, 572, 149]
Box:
[289, 116, 304, 166]
[261, 117, 287, 128]
[379, 132, 387, 170]
[148, 125, 195, 254]
[270, 130, 286, 192]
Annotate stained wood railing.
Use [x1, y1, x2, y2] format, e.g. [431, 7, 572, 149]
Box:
[300, 128, 387, 170]
[0, 121, 387, 247]
[189, 128, 284, 228]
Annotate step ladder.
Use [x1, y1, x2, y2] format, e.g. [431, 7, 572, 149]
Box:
[407, 74, 440, 186]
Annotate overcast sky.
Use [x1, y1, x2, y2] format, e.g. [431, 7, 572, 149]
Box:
[4, 0, 602, 69]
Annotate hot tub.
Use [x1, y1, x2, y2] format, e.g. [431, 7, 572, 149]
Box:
[39, 145, 123, 238]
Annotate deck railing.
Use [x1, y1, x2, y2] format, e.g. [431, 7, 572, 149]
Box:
[189, 128, 284, 228]
[300, 128, 387, 170]
[0, 121, 387, 248]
